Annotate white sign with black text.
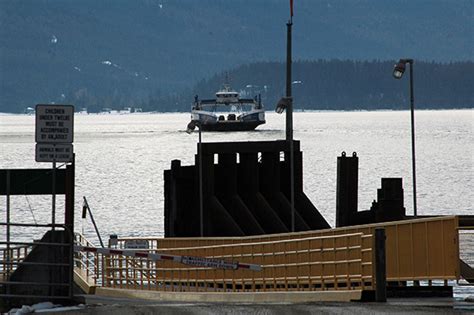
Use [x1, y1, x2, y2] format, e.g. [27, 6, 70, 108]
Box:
[35, 143, 74, 163]
[180, 256, 238, 270]
[35, 104, 74, 143]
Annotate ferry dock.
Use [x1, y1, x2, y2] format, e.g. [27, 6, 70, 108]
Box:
[1, 10, 473, 315]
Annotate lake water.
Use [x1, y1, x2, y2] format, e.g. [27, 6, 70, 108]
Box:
[0, 109, 473, 297]
[1, 110, 472, 237]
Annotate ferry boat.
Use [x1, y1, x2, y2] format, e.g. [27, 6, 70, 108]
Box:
[190, 84, 265, 131]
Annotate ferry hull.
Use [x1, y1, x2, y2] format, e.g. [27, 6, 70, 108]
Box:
[200, 120, 265, 132]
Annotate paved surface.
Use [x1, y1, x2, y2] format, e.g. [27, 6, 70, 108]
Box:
[36, 296, 474, 314]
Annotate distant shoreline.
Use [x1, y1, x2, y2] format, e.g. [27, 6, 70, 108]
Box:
[1, 107, 472, 116]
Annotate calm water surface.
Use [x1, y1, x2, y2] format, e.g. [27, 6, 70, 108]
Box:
[0, 110, 472, 240]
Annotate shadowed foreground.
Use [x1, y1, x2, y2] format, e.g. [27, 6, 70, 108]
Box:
[37, 295, 474, 315]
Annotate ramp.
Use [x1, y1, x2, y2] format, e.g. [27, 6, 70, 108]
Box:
[460, 259, 474, 284]
[95, 287, 363, 303]
[74, 267, 96, 294]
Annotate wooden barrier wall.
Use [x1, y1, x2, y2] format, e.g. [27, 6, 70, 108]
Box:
[116, 216, 460, 283]
[105, 232, 370, 292]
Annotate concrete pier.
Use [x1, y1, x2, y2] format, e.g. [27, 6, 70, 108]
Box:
[45, 294, 474, 314]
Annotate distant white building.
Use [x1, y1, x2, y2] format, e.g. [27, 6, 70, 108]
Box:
[24, 107, 35, 114]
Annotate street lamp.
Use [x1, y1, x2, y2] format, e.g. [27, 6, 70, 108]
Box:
[275, 96, 292, 114]
[275, 95, 295, 232]
[274, 12, 295, 232]
[392, 58, 417, 218]
[186, 120, 204, 236]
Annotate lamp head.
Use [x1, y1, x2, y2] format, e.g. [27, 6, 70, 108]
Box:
[275, 96, 292, 114]
[393, 58, 413, 79]
[393, 59, 408, 79]
[186, 121, 196, 134]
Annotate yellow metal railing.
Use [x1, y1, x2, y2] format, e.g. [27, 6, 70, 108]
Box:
[74, 233, 103, 285]
[116, 216, 461, 284]
[103, 232, 370, 292]
[329, 216, 460, 282]
[73, 216, 462, 292]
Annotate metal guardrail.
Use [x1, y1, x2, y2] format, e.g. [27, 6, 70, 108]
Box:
[0, 245, 31, 281]
[74, 233, 103, 286]
[72, 216, 468, 293]
[320, 216, 461, 283]
[0, 223, 74, 302]
[78, 232, 370, 292]
[114, 216, 462, 285]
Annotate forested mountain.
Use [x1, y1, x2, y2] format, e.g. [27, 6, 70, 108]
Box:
[145, 60, 474, 112]
[0, 1, 473, 112]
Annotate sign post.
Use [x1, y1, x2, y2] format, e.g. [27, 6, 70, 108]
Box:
[35, 104, 74, 229]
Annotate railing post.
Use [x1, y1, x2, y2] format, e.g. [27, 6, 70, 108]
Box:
[374, 228, 387, 302]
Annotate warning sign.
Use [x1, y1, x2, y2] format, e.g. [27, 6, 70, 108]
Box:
[124, 240, 150, 249]
[180, 256, 238, 270]
[35, 143, 74, 162]
[35, 105, 74, 143]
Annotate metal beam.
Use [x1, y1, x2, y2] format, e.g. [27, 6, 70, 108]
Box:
[0, 169, 67, 195]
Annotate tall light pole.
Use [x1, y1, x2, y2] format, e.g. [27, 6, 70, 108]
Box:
[392, 58, 417, 217]
[186, 120, 204, 236]
[275, 7, 295, 232]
